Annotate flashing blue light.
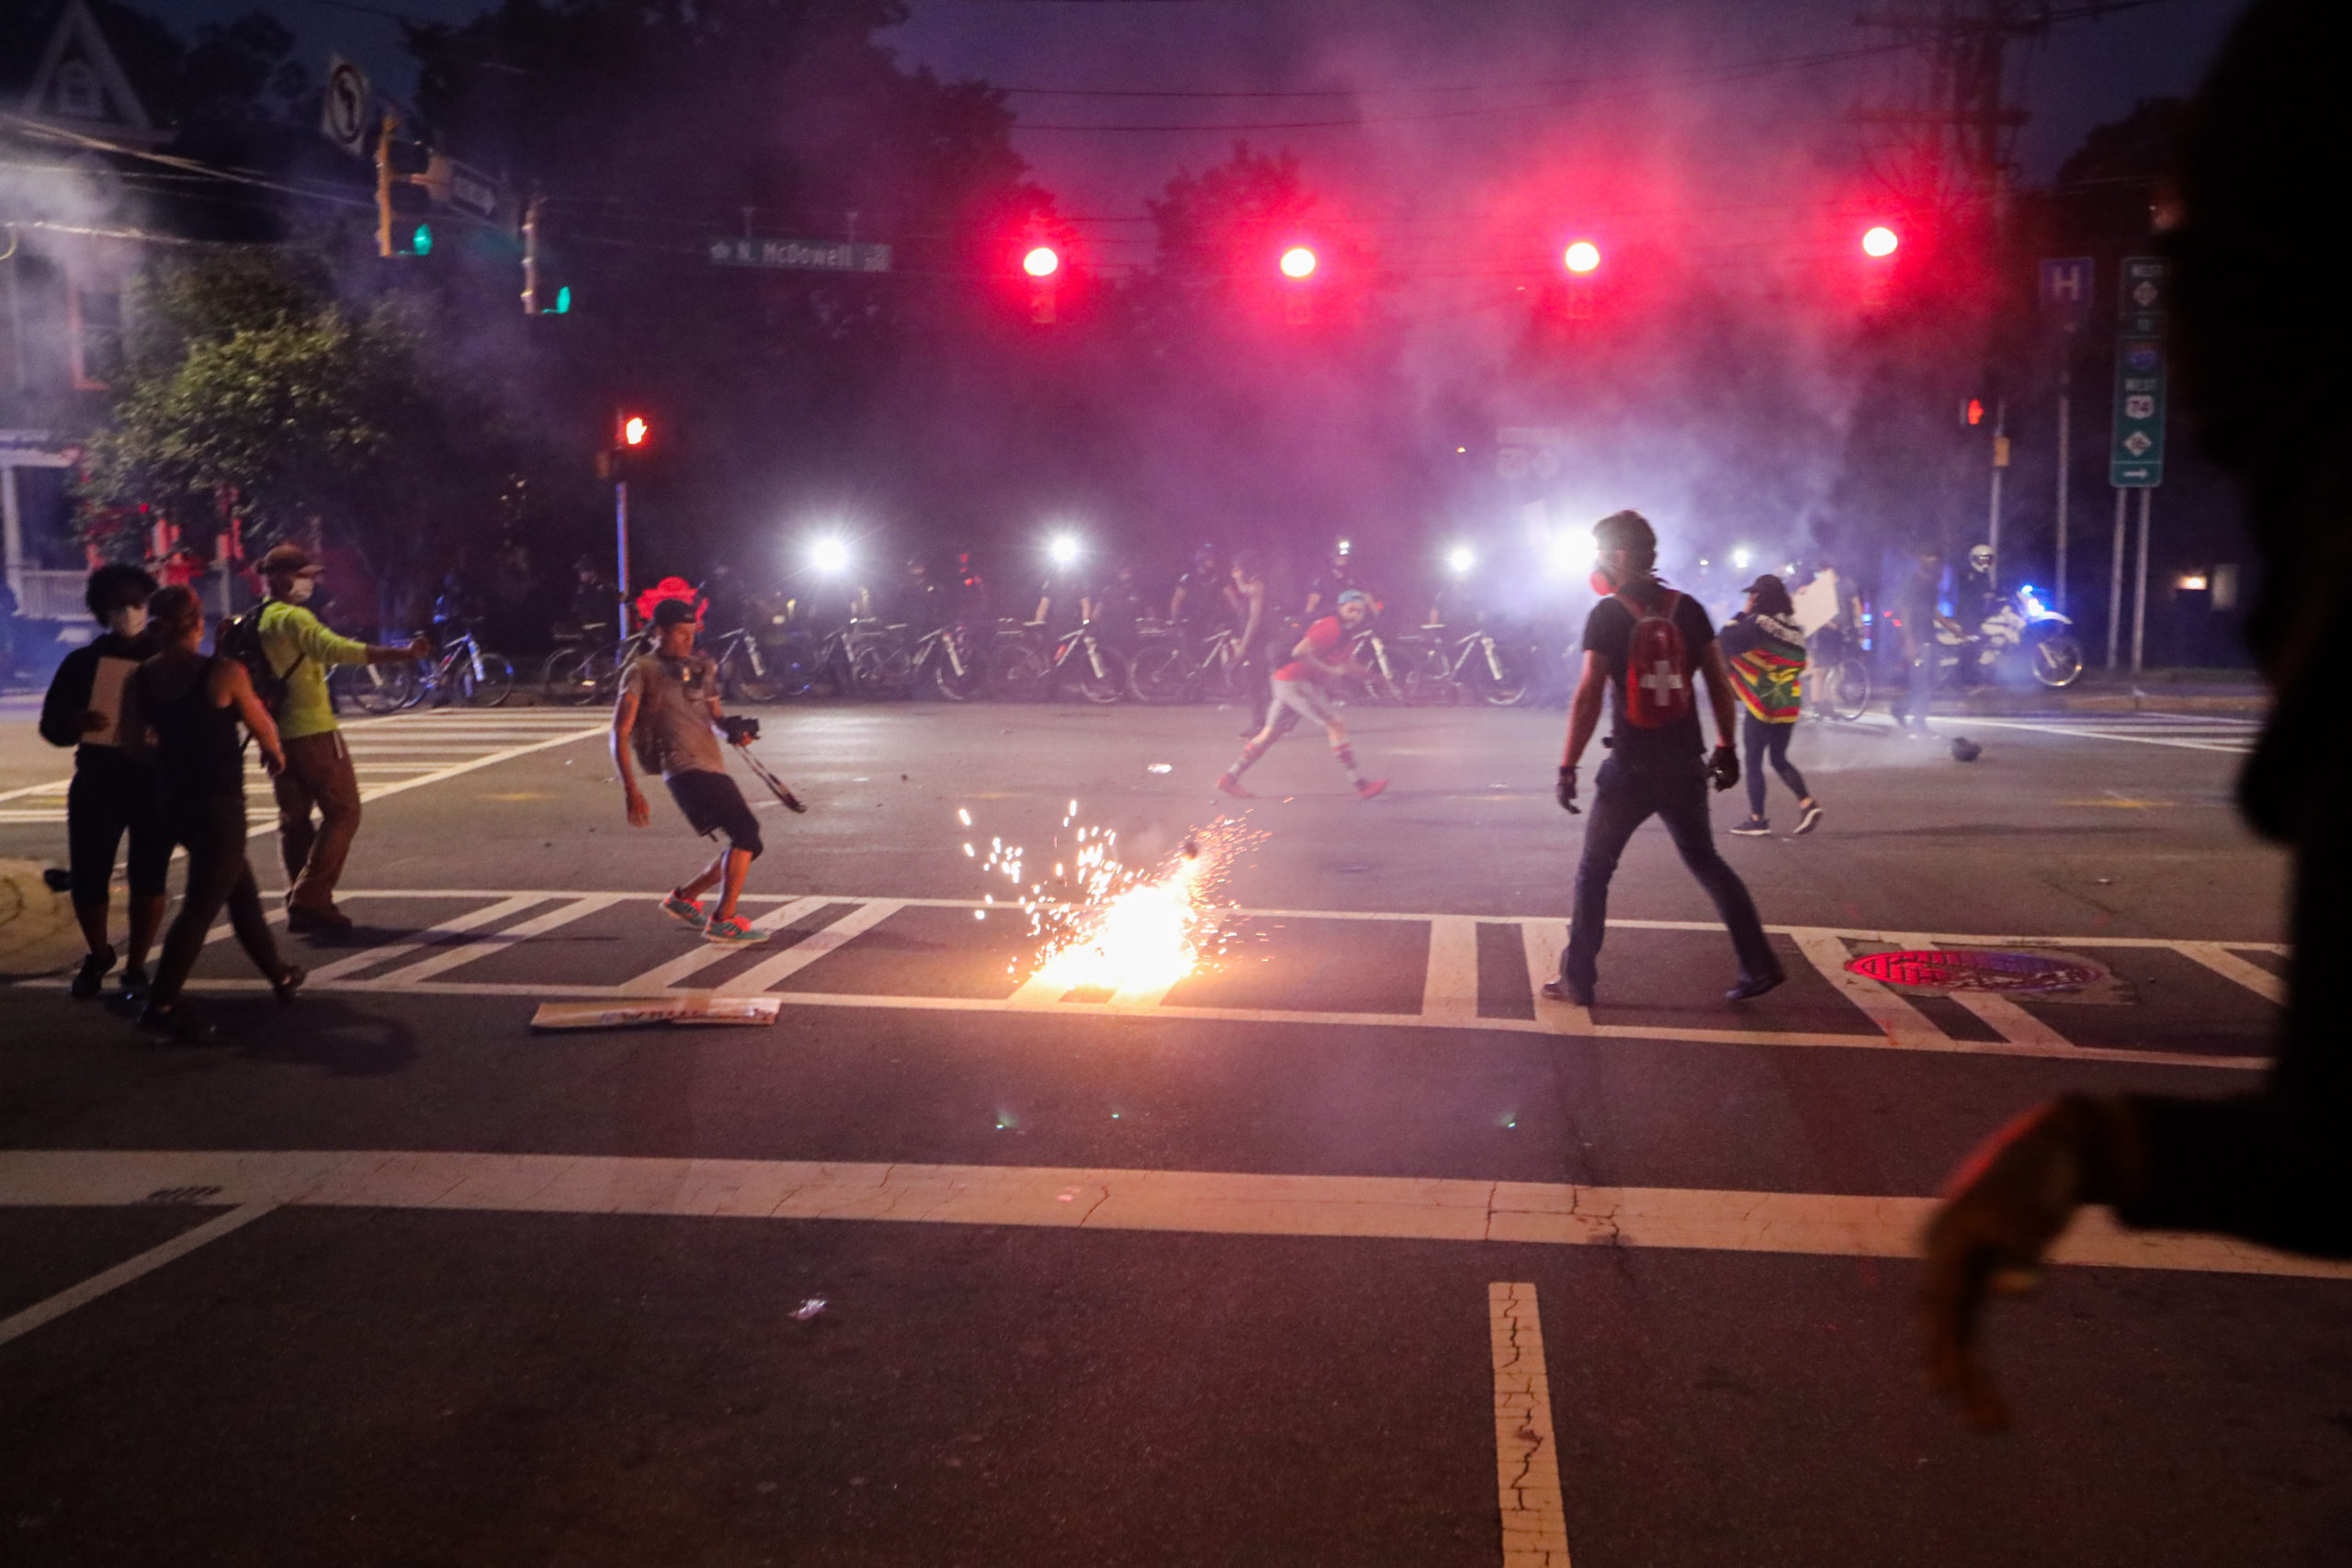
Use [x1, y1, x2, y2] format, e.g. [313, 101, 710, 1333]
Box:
[552, 284, 571, 314]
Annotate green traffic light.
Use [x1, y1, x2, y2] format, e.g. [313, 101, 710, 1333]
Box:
[411, 222, 433, 256]
[553, 285, 571, 314]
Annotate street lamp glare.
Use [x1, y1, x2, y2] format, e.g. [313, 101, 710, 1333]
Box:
[1862, 225, 1899, 258]
[810, 536, 851, 576]
[1563, 240, 1600, 275]
[1023, 245, 1059, 278]
[1280, 246, 1317, 279]
[1446, 545, 1476, 577]
[1048, 534, 1080, 567]
[1731, 547, 1753, 570]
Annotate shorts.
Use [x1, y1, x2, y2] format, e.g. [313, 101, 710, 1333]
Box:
[664, 769, 763, 858]
[1265, 676, 1339, 735]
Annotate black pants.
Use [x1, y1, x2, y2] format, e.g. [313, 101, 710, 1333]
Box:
[151, 795, 283, 1007]
[1563, 754, 1779, 994]
[1741, 713, 1809, 819]
[66, 751, 168, 907]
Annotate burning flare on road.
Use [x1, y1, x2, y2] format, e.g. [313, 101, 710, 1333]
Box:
[966, 807, 1257, 993]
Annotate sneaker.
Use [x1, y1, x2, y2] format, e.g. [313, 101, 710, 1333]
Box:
[1728, 817, 1770, 837]
[135, 1000, 219, 1043]
[661, 891, 707, 931]
[119, 963, 152, 998]
[70, 946, 117, 999]
[1355, 778, 1388, 801]
[1725, 970, 1787, 1003]
[286, 903, 354, 935]
[270, 964, 306, 1005]
[1215, 773, 1255, 799]
[703, 914, 765, 945]
[1541, 977, 1595, 1008]
[1793, 801, 1824, 836]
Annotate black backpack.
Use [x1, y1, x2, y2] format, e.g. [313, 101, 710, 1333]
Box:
[217, 604, 302, 715]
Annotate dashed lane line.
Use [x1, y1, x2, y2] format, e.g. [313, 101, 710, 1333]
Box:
[1491, 1282, 1572, 1568]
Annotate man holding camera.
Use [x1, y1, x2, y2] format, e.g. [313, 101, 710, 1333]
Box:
[612, 598, 765, 944]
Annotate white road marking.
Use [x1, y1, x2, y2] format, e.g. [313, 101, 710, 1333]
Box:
[1787, 929, 1946, 1048]
[1490, 1282, 1571, 1568]
[613, 896, 836, 990]
[2175, 942, 2288, 1006]
[300, 895, 546, 985]
[0, 1201, 277, 1348]
[2, 1150, 2345, 1282]
[1960, 716, 2259, 754]
[1423, 916, 1482, 1026]
[361, 895, 623, 987]
[714, 899, 906, 994]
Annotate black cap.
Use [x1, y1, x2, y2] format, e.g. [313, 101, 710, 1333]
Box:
[650, 598, 699, 628]
[1743, 574, 1783, 595]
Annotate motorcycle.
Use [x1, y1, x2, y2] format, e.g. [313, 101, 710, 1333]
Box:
[1934, 585, 2084, 689]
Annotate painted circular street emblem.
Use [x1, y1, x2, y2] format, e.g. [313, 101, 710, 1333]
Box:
[1847, 949, 2103, 994]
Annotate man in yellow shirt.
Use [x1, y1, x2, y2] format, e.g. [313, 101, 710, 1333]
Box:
[254, 544, 424, 933]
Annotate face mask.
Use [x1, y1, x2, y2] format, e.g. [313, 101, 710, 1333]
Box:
[1589, 569, 1617, 597]
[106, 605, 148, 638]
[284, 577, 316, 604]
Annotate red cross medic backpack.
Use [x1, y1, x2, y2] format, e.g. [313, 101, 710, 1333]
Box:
[1616, 586, 1694, 728]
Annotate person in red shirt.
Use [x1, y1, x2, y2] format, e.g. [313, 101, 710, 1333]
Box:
[1216, 590, 1386, 800]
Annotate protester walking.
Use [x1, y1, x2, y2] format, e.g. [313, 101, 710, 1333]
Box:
[133, 586, 303, 1041]
[1227, 548, 1274, 734]
[39, 564, 168, 997]
[1550, 510, 1781, 1007]
[1889, 547, 1945, 737]
[246, 543, 424, 933]
[612, 598, 768, 943]
[1216, 589, 1386, 801]
[1721, 574, 1823, 838]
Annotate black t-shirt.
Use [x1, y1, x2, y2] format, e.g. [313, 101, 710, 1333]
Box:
[1170, 570, 1231, 628]
[1894, 572, 1941, 650]
[1580, 584, 1715, 765]
[135, 649, 246, 800]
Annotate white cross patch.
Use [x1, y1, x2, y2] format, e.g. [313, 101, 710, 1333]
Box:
[1638, 659, 1684, 699]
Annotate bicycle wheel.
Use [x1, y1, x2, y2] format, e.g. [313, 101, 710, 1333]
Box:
[342, 661, 414, 715]
[1475, 639, 1532, 706]
[1200, 641, 1246, 703]
[932, 637, 986, 702]
[580, 643, 626, 702]
[1074, 643, 1128, 705]
[1828, 657, 1871, 720]
[851, 643, 911, 699]
[989, 640, 1053, 702]
[1127, 644, 1195, 705]
[1403, 646, 1454, 705]
[541, 648, 597, 705]
[726, 648, 784, 705]
[462, 650, 514, 707]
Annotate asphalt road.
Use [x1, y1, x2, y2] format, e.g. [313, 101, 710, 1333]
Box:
[4, 693, 2345, 1568]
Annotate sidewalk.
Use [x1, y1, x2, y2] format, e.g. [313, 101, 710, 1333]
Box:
[1942, 668, 2267, 716]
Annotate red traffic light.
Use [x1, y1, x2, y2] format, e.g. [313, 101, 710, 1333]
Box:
[1279, 246, 1317, 280]
[1963, 398, 1984, 426]
[1861, 224, 1899, 259]
[621, 414, 649, 447]
[1563, 240, 1600, 275]
[1023, 245, 1060, 278]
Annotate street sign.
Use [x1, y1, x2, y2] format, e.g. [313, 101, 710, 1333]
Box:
[2109, 256, 2168, 487]
[420, 152, 502, 222]
[2109, 337, 2166, 487]
[2039, 256, 2094, 331]
[319, 55, 370, 159]
[707, 236, 892, 273]
[2119, 254, 2167, 338]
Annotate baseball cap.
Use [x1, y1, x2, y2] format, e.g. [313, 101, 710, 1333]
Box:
[1336, 589, 1373, 610]
[650, 598, 699, 628]
[257, 542, 319, 577]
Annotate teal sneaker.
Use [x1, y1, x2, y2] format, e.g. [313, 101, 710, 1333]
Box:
[703, 914, 765, 945]
[661, 891, 707, 931]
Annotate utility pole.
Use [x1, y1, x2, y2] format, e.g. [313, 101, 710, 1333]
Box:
[372, 107, 399, 258]
[2132, 488, 2152, 672]
[2106, 489, 2126, 669]
[2054, 353, 2071, 610]
[521, 194, 543, 315]
[1985, 395, 2007, 585]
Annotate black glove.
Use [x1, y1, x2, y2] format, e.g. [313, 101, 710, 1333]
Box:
[1707, 743, 1740, 793]
[1555, 764, 1580, 815]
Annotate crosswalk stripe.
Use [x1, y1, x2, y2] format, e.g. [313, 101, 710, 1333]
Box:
[1884, 931, 2075, 1051]
[362, 895, 622, 987]
[1422, 916, 1482, 1025]
[1490, 1283, 1571, 1568]
[301, 895, 546, 985]
[714, 899, 905, 994]
[2175, 941, 2287, 1005]
[612, 896, 835, 990]
[4, 1148, 2346, 1281]
[1787, 929, 1946, 1048]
